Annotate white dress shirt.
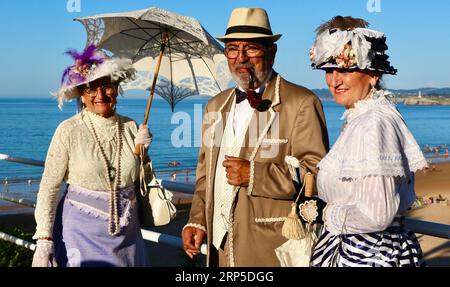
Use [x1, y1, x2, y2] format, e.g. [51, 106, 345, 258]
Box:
[233, 70, 273, 135]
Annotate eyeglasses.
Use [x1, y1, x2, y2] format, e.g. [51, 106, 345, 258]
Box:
[83, 83, 117, 98]
[224, 44, 265, 59]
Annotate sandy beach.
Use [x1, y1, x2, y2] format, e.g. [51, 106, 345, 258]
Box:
[414, 161, 450, 199]
[406, 161, 450, 266]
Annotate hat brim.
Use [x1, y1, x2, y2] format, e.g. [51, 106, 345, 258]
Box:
[53, 58, 136, 108]
[53, 74, 120, 110]
[216, 33, 281, 42]
[53, 74, 124, 109]
[313, 62, 397, 75]
[54, 74, 108, 104]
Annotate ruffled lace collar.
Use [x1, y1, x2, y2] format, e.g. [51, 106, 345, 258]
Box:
[319, 89, 427, 179]
[340, 90, 395, 122]
[83, 109, 118, 128]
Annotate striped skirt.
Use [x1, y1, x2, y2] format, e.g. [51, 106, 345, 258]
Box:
[311, 225, 426, 267]
[52, 185, 150, 267]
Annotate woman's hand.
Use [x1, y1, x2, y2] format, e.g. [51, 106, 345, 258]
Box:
[32, 239, 57, 267]
[135, 124, 153, 149]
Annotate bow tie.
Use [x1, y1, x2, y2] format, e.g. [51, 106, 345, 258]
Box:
[235, 88, 263, 109]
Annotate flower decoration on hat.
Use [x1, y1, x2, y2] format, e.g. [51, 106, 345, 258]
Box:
[61, 44, 107, 87]
[309, 47, 316, 62]
[335, 44, 358, 69]
[52, 45, 136, 109]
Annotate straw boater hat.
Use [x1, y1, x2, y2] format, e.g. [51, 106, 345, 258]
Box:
[309, 28, 397, 75]
[52, 45, 136, 109]
[216, 7, 281, 42]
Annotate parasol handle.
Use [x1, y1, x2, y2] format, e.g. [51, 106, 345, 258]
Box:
[135, 32, 169, 156]
[304, 172, 315, 197]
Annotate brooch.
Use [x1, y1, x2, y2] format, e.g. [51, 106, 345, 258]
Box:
[299, 200, 318, 224]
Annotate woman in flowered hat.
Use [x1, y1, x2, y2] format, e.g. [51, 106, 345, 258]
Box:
[297, 16, 428, 267]
[31, 45, 152, 267]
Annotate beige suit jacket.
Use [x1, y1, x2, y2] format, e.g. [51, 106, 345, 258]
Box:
[187, 73, 329, 266]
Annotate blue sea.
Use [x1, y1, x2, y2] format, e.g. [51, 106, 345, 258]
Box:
[1, 97, 449, 186]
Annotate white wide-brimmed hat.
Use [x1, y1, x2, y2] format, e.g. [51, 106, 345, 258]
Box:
[310, 28, 397, 75]
[52, 45, 136, 109]
[216, 7, 281, 42]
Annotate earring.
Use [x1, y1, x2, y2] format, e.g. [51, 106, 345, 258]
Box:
[370, 81, 379, 97]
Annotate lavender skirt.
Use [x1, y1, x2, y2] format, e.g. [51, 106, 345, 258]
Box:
[52, 185, 149, 267]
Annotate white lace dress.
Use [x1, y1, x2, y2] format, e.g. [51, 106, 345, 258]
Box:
[33, 110, 150, 266]
[311, 91, 428, 267]
[33, 110, 143, 239]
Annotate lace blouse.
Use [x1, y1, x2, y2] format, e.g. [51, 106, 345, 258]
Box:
[33, 110, 144, 239]
[317, 91, 428, 235]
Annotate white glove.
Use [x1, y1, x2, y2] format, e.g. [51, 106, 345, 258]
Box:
[32, 240, 57, 267]
[135, 124, 153, 149]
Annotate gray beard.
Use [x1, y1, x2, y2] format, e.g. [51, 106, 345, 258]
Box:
[232, 69, 269, 90]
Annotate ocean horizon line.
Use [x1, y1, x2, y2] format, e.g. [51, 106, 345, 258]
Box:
[2, 86, 450, 100]
[0, 96, 210, 101]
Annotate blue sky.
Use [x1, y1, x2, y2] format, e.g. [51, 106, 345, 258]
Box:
[0, 0, 449, 98]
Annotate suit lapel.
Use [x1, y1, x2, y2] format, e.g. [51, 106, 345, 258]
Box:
[208, 90, 235, 191]
[239, 73, 282, 161]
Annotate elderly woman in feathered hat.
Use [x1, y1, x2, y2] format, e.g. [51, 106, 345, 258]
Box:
[31, 45, 152, 267]
[296, 16, 428, 267]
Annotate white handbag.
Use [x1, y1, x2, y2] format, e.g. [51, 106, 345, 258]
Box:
[138, 176, 177, 227]
[137, 153, 177, 227]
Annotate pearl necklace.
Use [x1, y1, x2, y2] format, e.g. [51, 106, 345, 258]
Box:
[85, 112, 122, 236]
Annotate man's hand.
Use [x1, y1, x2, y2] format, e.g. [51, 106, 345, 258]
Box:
[222, 156, 250, 187]
[182, 227, 206, 259]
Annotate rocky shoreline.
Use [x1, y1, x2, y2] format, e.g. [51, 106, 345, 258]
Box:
[398, 96, 450, 106]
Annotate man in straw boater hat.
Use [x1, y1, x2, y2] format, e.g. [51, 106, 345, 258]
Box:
[182, 7, 329, 266]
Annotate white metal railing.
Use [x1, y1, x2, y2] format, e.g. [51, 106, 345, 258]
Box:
[0, 231, 36, 251]
[0, 194, 36, 208]
[140, 229, 207, 255]
[1, 152, 449, 255]
[0, 229, 207, 256]
[0, 153, 45, 167]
